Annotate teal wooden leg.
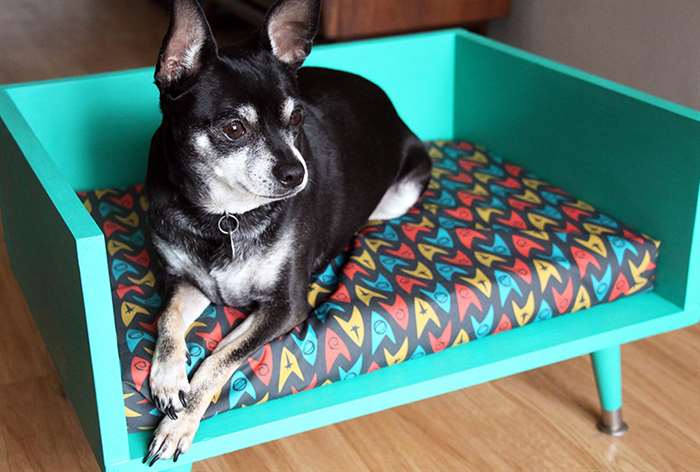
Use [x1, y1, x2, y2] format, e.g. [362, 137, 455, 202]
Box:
[591, 346, 629, 436]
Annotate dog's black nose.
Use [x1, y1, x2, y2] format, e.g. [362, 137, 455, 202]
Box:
[273, 162, 305, 189]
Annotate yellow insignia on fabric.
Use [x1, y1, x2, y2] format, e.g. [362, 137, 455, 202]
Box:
[470, 150, 489, 164]
[528, 213, 557, 230]
[365, 238, 393, 252]
[575, 234, 608, 257]
[354, 284, 387, 306]
[278, 347, 304, 392]
[255, 393, 270, 405]
[418, 243, 448, 261]
[476, 207, 504, 222]
[583, 223, 615, 235]
[414, 297, 441, 338]
[335, 307, 365, 347]
[472, 183, 490, 196]
[107, 240, 132, 256]
[428, 146, 443, 159]
[418, 215, 436, 228]
[423, 203, 439, 215]
[352, 249, 376, 270]
[516, 189, 542, 204]
[452, 329, 470, 346]
[573, 286, 591, 312]
[568, 199, 595, 211]
[116, 211, 139, 227]
[307, 282, 330, 308]
[121, 301, 149, 326]
[522, 178, 548, 190]
[474, 172, 497, 184]
[513, 292, 536, 325]
[628, 251, 652, 294]
[461, 268, 492, 297]
[128, 270, 156, 287]
[402, 261, 434, 279]
[534, 259, 562, 289]
[384, 338, 409, 366]
[522, 230, 550, 241]
[475, 251, 506, 267]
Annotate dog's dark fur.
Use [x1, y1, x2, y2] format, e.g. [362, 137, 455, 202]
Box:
[144, 0, 431, 464]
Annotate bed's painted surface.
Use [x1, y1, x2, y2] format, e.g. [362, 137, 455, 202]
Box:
[1, 29, 698, 472]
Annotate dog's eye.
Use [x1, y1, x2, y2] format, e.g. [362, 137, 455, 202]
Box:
[223, 120, 246, 140]
[289, 109, 303, 127]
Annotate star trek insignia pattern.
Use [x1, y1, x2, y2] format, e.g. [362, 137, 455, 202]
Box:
[78, 140, 659, 431]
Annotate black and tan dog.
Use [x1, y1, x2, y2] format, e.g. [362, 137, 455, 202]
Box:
[144, 0, 431, 464]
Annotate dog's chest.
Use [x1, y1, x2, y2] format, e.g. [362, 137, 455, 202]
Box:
[155, 229, 294, 305]
[210, 246, 288, 304]
[206, 230, 294, 305]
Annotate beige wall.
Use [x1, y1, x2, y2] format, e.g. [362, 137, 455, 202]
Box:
[489, 0, 700, 110]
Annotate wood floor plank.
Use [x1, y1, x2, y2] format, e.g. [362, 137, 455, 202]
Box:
[0, 1, 699, 471]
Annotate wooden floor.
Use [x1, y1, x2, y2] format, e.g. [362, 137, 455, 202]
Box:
[1, 1, 699, 471]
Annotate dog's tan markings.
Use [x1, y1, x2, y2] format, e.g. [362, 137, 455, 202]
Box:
[147, 311, 279, 460]
[150, 281, 211, 413]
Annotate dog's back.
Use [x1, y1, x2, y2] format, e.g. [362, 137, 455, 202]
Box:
[287, 66, 431, 270]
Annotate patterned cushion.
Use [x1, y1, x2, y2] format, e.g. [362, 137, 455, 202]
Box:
[78, 140, 659, 432]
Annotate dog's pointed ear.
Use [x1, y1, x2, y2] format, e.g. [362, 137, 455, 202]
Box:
[155, 0, 217, 93]
[263, 0, 321, 69]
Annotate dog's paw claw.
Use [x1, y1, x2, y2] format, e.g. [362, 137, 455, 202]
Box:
[148, 453, 161, 467]
[144, 414, 199, 464]
[143, 432, 167, 465]
[165, 404, 177, 420]
[150, 350, 190, 413]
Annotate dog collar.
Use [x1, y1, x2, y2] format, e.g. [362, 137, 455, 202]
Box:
[217, 211, 240, 258]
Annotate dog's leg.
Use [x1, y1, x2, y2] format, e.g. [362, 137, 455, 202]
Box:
[144, 299, 303, 465]
[150, 281, 211, 418]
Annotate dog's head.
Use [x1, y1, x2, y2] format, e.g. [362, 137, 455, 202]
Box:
[155, 0, 321, 214]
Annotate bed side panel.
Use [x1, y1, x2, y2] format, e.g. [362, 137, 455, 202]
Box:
[0, 92, 129, 468]
[453, 32, 700, 309]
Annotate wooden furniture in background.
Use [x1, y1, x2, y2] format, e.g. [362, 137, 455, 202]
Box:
[209, 0, 511, 40]
[322, 0, 511, 39]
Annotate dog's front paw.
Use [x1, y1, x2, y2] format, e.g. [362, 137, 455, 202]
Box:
[149, 340, 190, 418]
[143, 412, 201, 466]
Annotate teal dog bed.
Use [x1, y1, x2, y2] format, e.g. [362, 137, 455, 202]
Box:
[1, 30, 699, 472]
[78, 140, 658, 432]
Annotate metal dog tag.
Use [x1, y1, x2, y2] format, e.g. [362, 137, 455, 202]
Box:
[217, 212, 240, 259]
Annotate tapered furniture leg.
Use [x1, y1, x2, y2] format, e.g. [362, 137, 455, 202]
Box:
[591, 346, 629, 436]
